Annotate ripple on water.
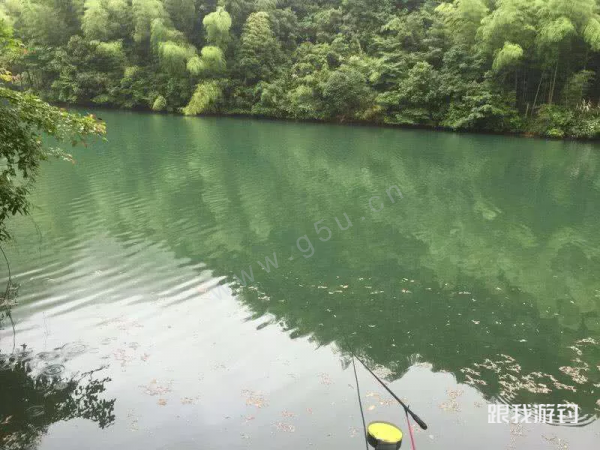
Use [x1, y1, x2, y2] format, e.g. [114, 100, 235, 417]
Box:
[60, 342, 88, 357]
[26, 405, 45, 418]
[37, 351, 61, 361]
[40, 364, 65, 377]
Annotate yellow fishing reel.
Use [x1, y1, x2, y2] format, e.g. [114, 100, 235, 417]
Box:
[367, 421, 403, 450]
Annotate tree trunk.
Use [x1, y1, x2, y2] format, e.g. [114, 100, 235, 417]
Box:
[532, 73, 543, 115]
[548, 60, 558, 105]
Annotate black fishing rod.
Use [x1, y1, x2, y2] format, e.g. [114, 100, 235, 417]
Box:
[349, 350, 428, 450]
[353, 353, 428, 431]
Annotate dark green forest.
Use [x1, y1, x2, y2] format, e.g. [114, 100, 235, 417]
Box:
[2, 0, 600, 138]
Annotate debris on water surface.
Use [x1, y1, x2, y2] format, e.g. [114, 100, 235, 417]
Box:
[141, 353, 150, 362]
[559, 365, 588, 384]
[113, 349, 135, 367]
[140, 379, 172, 396]
[274, 422, 295, 433]
[242, 390, 268, 409]
[414, 362, 433, 370]
[509, 422, 526, 437]
[181, 397, 199, 405]
[439, 389, 463, 413]
[349, 426, 358, 437]
[410, 423, 423, 434]
[371, 365, 393, 379]
[157, 399, 167, 406]
[127, 411, 139, 431]
[281, 410, 295, 418]
[319, 373, 332, 385]
[542, 434, 569, 450]
[365, 391, 394, 406]
[367, 405, 376, 411]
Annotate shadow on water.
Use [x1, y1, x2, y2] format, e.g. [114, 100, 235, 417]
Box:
[0, 335, 116, 449]
[7, 111, 600, 425]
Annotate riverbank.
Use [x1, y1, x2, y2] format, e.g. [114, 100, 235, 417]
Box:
[65, 101, 600, 143]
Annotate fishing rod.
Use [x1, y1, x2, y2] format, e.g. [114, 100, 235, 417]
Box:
[353, 353, 428, 431]
[349, 350, 428, 450]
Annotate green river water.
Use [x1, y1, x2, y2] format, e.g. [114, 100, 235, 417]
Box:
[1, 110, 600, 449]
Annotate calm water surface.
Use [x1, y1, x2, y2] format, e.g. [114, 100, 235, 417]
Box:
[1, 111, 600, 449]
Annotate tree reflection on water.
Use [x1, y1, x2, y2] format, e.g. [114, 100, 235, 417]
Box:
[0, 344, 115, 449]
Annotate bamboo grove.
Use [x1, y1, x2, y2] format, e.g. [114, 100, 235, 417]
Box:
[2, 0, 600, 138]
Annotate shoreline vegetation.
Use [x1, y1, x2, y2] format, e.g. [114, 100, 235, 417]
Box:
[63, 102, 600, 142]
[2, 1, 600, 141]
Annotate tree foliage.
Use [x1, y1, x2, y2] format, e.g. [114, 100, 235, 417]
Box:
[3, 0, 600, 138]
[0, 19, 105, 241]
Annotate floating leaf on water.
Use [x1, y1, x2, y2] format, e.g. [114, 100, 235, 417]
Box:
[141, 380, 172, 396]
[242, 390, 268, 409]
[274, 422, 295, 433]
[158, 399, 167, 406]
[319, 373, 332, 385]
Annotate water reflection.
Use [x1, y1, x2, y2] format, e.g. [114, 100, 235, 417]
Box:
[6, 111, 600, 426]
[0, 344, 115, 449]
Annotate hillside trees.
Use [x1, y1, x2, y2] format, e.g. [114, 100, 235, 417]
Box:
[1, 0, 600, 137]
